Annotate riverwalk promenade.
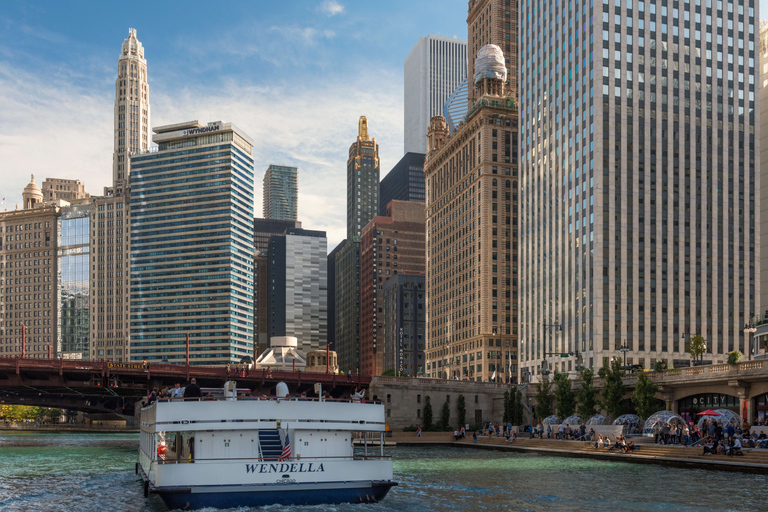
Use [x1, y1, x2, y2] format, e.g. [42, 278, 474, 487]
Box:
[389, 432, 768, 474]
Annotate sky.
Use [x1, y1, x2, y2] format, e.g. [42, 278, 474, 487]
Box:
[0, 0, 468, 249]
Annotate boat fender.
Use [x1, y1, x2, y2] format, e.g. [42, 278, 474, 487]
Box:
[182, 502, 191, 511]
[143, 480, 149, 498]
[135, 462, 138, 475]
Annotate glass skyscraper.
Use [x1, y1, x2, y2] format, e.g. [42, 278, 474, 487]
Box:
[130, 121, 255, 364]
[57, 204, 91, 359]
[519, 0, 757, 379]
[262, 164, 298, 221]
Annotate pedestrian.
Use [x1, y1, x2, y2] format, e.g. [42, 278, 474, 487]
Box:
[184, 378, 202, 398]
[473, 431, 478, 444]
[416, 425, 422, 437]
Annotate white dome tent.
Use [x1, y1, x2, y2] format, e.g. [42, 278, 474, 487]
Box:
[613, 414, 643, 435]
[542, 415, 561, 426]
[562, 415, 582, 426]
[586, 414, 609, 426]
[696, 409, 741, 429]
[643, 411, 685, 436]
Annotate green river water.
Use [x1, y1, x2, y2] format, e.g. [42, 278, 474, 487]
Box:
[0, 432, 762, 512]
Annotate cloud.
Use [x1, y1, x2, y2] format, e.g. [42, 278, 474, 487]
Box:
[0, 61, 405, 250]
[318, 1, 345, 17]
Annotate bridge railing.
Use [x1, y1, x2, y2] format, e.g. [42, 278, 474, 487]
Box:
[594, 359, 767, 387]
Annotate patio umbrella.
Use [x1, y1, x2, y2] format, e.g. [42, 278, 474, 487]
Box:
[696, 409, 721, 416]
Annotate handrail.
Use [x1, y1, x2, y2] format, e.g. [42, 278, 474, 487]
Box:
[153, 454, 390, 464]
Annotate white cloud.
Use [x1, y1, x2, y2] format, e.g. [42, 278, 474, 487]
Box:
[0, 61, 405, 250]
[318, 0, 345, 17]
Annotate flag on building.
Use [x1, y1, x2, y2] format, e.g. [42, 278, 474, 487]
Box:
[278, 434, 291, 461]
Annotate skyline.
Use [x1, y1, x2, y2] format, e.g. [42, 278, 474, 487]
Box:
[0, 1, 467, 249]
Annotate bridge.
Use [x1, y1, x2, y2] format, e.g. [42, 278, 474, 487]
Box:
[0, 357, 369, 415]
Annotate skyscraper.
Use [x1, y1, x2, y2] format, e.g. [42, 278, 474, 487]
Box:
[263, 164, 298, 221]
[332, 238, 361, 373]
[519, 1, 757, 380]
[379, 152, 426, 216]
[129, 121, 255, 364]
[424, 44, 519, 382]
[112, 28, 150, 191]
[360, 200, 426, 375]
[467, 0, 518, 104]
[404, 35, 468, 154]
[267, 228, 327, 353]
[760, 20, 768, 320]
[347, 116, 380, 240]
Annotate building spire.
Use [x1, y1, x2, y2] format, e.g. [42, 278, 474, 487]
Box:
[358, 116, 369, 141]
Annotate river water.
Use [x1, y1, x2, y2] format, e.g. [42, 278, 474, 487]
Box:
[0, 431, 761, 512]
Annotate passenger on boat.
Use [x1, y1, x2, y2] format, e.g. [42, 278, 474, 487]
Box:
[184, 378, 202, 398]
[170, 382, 185, 399]
[351, 388, 365, 402]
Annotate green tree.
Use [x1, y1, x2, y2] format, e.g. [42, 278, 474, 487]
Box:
[534, 376, 555, 420]
[576, 368, 598, 419]
[503, 391, 511, 424]
[439, 399, 451, 430]
[727, 350, 743, 365]
[380, 368, 396, 376]
[554, 373, 576, 419]
[600, 359, 627, 419]
[423, 395, 433, 431]
[631, 372, 660, 420]
[457, 394, 466, 427]
[514, 388, 525, 425]
[685, 335, 708, 365]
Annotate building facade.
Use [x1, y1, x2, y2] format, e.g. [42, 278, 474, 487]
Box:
[424, 45, 519, 382]
[89, 195, 130, 361]
[112, 28, 150, 191]
[57, 203, 91, 359]
[42, 178, 89, 203]
[379, 152, 426, 216]
[347, 116, 380, 240]
[0, 203, 58, 358]
[519, 1, 758, 380]
[760, 20, 768, 320]
[267, 228, 327, 353]
[262, 164, 298, 221]
[130, 121, 255, 364]
[360, 200, 426, 375]
[404, 35, 468, 154]
[467, 0, 518, 105]
[333, 238, 361, 373]
[381, 272, 426, 377]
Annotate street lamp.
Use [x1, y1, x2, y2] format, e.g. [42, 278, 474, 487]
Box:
[619, 341, 630, 367]
[744, 322, 757, 361]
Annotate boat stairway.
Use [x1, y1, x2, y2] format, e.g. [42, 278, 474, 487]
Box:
[259, 429, 283, 461]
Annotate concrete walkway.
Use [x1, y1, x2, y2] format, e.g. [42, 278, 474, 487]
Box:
[392, 432, 768, 473]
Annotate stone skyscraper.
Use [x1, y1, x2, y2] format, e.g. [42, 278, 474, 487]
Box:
[467, 0, 518, 104]
[346, 116, 380, 239]
[263, 164, 298, 221]
[519, 1, 757, 380]
[404, 35, 468, 154]
[112, 28, 150, 191]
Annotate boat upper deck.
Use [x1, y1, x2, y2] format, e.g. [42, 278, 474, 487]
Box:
[141, 397, 386, 434]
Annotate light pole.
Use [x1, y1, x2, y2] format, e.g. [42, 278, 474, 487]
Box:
[744, 322, 757, 361]
[619, 341, 630, 367]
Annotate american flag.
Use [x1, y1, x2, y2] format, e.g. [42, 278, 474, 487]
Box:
[278, 434, 291, 461]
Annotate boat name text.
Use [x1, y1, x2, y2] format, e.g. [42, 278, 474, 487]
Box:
[245, 463, 325, 474]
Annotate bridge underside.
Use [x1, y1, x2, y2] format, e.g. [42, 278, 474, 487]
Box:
[0, 358, 369, 414]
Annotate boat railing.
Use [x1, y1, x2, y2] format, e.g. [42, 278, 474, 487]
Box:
[154, 454, 391, 464]
[149, 396, 382, 405]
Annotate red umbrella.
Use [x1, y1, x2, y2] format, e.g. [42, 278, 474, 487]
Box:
[696, 409, 721, 416]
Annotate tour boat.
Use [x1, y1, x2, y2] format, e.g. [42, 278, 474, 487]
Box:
[137, 382, 396, 510]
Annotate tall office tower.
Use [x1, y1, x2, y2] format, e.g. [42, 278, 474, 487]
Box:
[267, 228, 327, 353]
[444, 77, 469, 134]
[404, 35, 468, 154]
[42, 179, 89, 203]
[333, 238, 361, 373]
[467, 0, 518, 105]
[262, 164, 298, 221]
[112, 28, 150, 190]
[379, 152, 426, 216]
[754, 20, 768, 354]
[57, 203, 92, 359]
[424, 44, 519, 382]
[89, 194, 130, 362]
[519, 1, 757, 381]
[360, 200, 426, 375]
[252, 218, 302, 355]
[0, 180, 58, 358]
[327, 244, 338, 351]
[382, 272, 426, 376]
[347, 116, 380, 240]
[130, 121, 255, 364]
